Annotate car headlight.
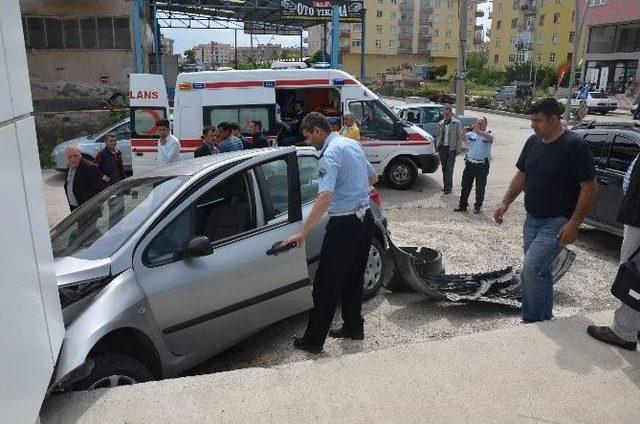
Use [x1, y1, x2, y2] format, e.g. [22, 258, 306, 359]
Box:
[58, 276, 113, 309]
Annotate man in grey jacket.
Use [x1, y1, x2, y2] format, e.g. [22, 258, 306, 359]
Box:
[435, 106, 465, 194]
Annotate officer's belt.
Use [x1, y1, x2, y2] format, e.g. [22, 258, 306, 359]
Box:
[329, 206, 370, 217]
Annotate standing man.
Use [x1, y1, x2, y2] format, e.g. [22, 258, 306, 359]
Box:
[194, 126, 218, 157]
[587, 153, 640, 350]
[281, 100, 307, 146]
[339, 112, 361, 141]
[216, 122, 244, 152]
[454, 117, 494, 214]
[156, 119, 181, 167]
[282, 112, 377, 354]
[248, 120, 269, 148]
[494, 98, 597, 322]
[435, 106, 465, 194]
[64, 145, 105, 211]
[93, 133, 126, 186]
[230, 123, 251, 149]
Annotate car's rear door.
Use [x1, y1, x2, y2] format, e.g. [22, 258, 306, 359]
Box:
[581, 131, 609, 223]
[597, 133, 640, 230]
[132, 148, 310, 358]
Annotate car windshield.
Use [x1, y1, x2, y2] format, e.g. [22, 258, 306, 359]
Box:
[590, 92, 608, 99]
[51, 176, 188, 260]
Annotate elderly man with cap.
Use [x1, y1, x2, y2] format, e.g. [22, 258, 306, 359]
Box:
[282, 112, 378, 354]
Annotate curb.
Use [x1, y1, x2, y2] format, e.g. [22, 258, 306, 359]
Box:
[465, 106, 530, 119]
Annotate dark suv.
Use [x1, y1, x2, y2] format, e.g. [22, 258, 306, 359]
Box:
[572, 122, 640, 236]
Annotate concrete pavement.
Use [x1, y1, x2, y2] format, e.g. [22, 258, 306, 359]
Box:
[41, 310, 640, 423]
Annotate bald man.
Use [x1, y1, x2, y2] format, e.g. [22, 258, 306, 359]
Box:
[64, 145, 105, 211]
[340, 112, 361, 141]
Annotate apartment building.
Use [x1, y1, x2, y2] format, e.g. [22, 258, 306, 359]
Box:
[236, 43, 283, 62]
[489, 0, 577, 70]
[307, 0, 482, 78]
[580, 0, 640, 96]
[192, 42, 234, 68]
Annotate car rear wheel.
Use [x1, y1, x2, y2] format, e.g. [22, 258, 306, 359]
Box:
[384, 157, 418, 190]
[362, 238, 386, 300]
[600, 111, 608, 115]
[73, 354, 154, 391]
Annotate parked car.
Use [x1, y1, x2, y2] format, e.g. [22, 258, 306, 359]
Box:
[491, 85, 532, 101]
[51, 118, 132, 172]
[558, 91, 618, 115]
[49, 147, 390, 392]
[572, 121, 640, 236]
[392, 103, 477, 138]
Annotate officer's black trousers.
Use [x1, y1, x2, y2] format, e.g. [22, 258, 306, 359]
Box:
[303, 210, 375, 347]
[459, 159, 490, 210]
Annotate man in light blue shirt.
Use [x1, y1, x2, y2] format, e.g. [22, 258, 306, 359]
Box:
[283, 112, 378, 354]
[454, 116, 494, 214]
[216, 122, 244, 153]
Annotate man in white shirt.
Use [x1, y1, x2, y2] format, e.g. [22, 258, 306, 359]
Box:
[156, 119, 181, 166]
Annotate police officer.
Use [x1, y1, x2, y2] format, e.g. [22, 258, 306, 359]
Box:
[282, 112, 378, 354]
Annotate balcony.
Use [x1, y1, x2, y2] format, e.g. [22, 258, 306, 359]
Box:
[400, 2, 413, 12]
[473, 36, 484, 45]
[417, 47, 431, 54]
[520, 0, 539, 15]
[517, 24, 534, 32]
[399, 32, 413, 40]
[515, 42, 534, 51]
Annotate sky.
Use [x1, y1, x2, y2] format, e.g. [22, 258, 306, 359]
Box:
[164, 1, 492, 56]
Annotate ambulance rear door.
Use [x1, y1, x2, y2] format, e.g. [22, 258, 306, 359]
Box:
[129, 74, 170, 174]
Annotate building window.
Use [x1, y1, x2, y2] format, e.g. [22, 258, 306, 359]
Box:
[498, 2, 503, 12]
[390, 0, 397, 3]
[375, 39, 382, 48]
[552, 33, 559, 44]
[376, 10, 383, 18]
[549, 53, 556, 63]
[389, 39, 396, 47]
[378, 0, 383, 4]
[539, 14, 544, 26]
[445, 42, 451, 51]
[567, 52, 573, 62]
[447, 15, 453, 23]
[23, 16, 130, 49]
[494, 54, 499, 63]
[495, 38, 501, 47]
[433, 28, 439, 36]
[510, 35, 517, 46]
[537, 34, 543, 44]
[508, 53, 515, 63]
[352, 39, 361, 47]
[434, 0, 441, 6]
[390, 25, 397, 33]
[496, 20, 502, 30]
[511, 18, 518, 29]
[537, 53, 542, 63]
[588, 0, 606, 5]
[569, 31, 575, 43]
[555, 0, 561, 3]
[512, 0, 518, 10]
[390, 11, 397, 19]
[553, 13, 560, 24]
[376, 24, 383, 33]
[447, 0, 453, 7]
[445, 29, 452, 38]
[588, 25, 617, 53]
[352, 23, 362, 31]
[615, 22, 640, 52]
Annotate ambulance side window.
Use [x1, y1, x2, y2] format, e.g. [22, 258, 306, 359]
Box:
[204, 105, 274, 134]
[349, 100, 399, 140]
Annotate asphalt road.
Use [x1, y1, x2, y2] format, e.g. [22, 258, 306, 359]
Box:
[42, 108, 629, 377]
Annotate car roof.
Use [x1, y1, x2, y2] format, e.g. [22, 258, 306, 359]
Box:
[134, 147, 315, 178]
[397, 103, 443, 109]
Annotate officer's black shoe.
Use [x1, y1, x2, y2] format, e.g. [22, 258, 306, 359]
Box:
[453, 206, 467, 212]
[328, 327, 364, 340]
[473, 207, 482, 214]
[293, 337, 323, 354]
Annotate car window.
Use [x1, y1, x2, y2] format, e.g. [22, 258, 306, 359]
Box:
[298, 156, 319, 204]
[112, 121, 130, 140]
[608, 135, 640, 173]
[590, 92, 608, 99]
[402, 108, 422, 124]
[144, 172, 256, 266]
[349, 100, 398, 140]
[582, 133, 607, 165]
[424, 108, 443, 123]
[260, 159, 289, 218]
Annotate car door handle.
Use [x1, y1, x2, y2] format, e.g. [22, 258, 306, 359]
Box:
[597, 178, 610, 186]
[266, 240, 297, 256]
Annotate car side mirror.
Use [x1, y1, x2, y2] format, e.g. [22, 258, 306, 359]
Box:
[183, 236, 213, 258]
[394, 122, 407, 139]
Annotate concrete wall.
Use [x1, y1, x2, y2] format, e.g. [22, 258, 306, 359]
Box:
[20, 0, 129, 16]
[342, 52, 431, 79]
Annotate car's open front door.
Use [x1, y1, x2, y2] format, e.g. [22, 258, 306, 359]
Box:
[132, 148, 310, 358]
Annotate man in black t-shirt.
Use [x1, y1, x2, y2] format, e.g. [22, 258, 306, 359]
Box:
[494, 98, 597, 323]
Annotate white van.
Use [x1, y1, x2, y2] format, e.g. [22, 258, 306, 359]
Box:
[130, 69, 438, 189]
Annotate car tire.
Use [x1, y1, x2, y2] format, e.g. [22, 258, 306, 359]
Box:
[600, 111, 608, 115]
[72, 354, 154, 391]
[362, 238, 386, 300]
[384, 157, 418, 190]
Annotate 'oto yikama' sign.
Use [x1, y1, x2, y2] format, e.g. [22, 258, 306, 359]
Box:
[280, 0, 363, 22]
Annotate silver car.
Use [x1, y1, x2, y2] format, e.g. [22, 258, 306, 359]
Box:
[50, 147, 390, 391]
[51, 118, 132, 172]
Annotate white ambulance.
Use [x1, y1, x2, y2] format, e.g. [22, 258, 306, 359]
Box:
[129, 69, 438, 189]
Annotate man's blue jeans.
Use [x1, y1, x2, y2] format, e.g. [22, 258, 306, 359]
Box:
[522, 214, 567, 321]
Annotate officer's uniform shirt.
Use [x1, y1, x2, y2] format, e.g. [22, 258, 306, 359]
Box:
[466, 129, 494, 163]
[318, 132, 376, 215]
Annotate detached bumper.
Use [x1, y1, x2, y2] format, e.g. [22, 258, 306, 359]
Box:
[415, 153, 439, 174]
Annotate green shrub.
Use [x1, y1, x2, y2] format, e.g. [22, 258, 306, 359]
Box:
[474, 97, 493, 108]
[435, 65, 448, 78]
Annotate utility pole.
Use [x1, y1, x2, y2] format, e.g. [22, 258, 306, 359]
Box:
[455, 0, 468, 115]
[234, 29, 238, 67]
[360, 8, 366, 81]
[322, 23, 328, 62]
[331, 5, 340, 69]
[564, 0, 589, 120]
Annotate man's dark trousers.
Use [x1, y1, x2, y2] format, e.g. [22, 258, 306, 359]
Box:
[438, 146, 456, 193]
[303, 210, 375, 347]
[459, 158, 490, 210]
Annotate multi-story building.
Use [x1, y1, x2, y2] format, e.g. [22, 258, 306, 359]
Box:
[489, 0, 576, 70]
[307, 0, 482, 78]
[161, 36, 174, 57]
[236, 43, 283, 63]
[580, 0, 640, 96]
[192, 42, 234, 68]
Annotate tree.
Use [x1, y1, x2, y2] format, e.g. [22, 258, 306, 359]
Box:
[435, 64, 448, 78]
[310, 50, 324, 63]
[184, 49, 196, 64]
[466, 51, 505, 87]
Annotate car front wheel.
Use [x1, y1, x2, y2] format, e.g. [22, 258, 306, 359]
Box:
[384, 157, 418, 190]
[362, 238, 386, 300]
[72, 354, 154, 391]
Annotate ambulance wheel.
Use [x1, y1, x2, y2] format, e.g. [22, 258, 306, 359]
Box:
[384, 157, 418, 190]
